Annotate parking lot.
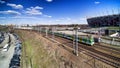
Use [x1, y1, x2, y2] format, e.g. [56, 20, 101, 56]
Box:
[0, 33, 16, 68]
[0, 33, 9, 48]
[9, 34, 22, 68]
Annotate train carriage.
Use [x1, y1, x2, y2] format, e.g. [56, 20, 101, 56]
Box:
[39, 29, 94, 46]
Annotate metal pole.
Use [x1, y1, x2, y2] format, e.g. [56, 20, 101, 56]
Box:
[119, 23, 120, 37]
[94, 59, 96, 68]
[38, 26, 39, 33]
[39, 26, 40, 33]
[52, 27, 54, 39]
[46, 27, 48, 37]
[112, 9, 114, 15]
[75, 28, 78, 56]
[39, 27, 40, 33]
[119, 9, 120, 37]
[73, 29, 75, 53]
[40, 27, 42, 34]
[98, 28, 101, 43]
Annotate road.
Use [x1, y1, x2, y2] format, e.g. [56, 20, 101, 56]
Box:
[0, 34, 16, 68]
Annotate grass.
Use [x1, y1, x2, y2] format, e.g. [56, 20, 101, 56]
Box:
[15, 30, 59, 68]
[106, 26, 120, 30]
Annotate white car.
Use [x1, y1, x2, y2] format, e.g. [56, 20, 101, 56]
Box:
[2, 44, 9, 52]
[2, 48, 8, 52]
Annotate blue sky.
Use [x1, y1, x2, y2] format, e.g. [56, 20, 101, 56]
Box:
[0, 0, 120, 25]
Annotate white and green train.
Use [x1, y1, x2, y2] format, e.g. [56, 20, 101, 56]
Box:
[40, 30, 95, 46]
[50, 31, 94, 46]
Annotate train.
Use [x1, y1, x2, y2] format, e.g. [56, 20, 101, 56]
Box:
[40, 30, 95, 46]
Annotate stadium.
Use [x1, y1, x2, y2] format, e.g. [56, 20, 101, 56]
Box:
[87, 14, 120, 27]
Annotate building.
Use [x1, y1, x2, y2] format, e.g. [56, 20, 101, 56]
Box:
[87, 14, 120, 27]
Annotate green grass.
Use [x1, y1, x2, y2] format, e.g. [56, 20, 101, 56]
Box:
[106, 26, 120, 30]
[16, 30, 59, 68]
[0, 25, 9, 31]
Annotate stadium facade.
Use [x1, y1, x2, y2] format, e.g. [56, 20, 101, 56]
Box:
[87, 14, 120, 27]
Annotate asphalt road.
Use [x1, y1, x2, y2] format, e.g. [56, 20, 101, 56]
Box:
[0, 34, 16, 68]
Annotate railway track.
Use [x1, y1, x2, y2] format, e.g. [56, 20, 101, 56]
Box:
[29, 30, 120, 67]
[53, 36, 120, 66]
[39, 32, 120, 68]
[95, 43, 120, 52]
[77, 44, 120, 67]
[93, 44, 120, 58]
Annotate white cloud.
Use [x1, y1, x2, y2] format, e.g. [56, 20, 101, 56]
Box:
[25, 9, 42, 15]
[34, 6, 43, 10]
[11, 16, 39, 19]
[94, 1, 100, 4]
[43, 15, 52, 18]
[46, 0, 53, 2]
[25, 6, 43, 15]
[7, 3, 23, 9]
[0, 10, 21, 15]
[0, 0, 5, 4]
[25, 10, 42, 15]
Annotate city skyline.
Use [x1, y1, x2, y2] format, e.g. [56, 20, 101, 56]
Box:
[0, 0, 120, 25]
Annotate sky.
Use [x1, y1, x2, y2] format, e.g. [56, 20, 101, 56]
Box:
[0, 0, 120, 25]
